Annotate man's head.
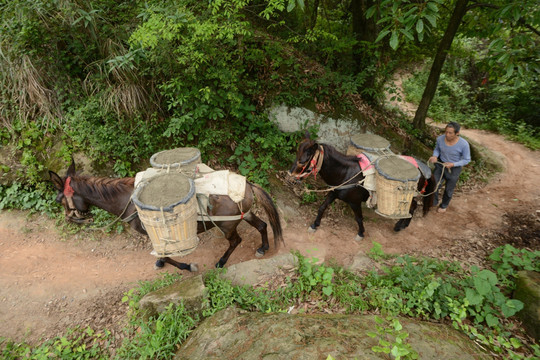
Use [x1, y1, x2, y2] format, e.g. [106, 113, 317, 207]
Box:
[445, 122, 460, 141]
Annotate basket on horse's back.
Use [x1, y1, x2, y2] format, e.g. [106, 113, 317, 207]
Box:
[132, 173, 199, 257]
[150, 147, 201, 178]
[374, 156, 420, 219]
[348, 133, 392, 156]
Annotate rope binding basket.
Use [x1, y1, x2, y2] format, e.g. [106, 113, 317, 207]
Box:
[132, 172, 199, 257]
[150, 147, 201, 179]
[374, 155, 420, 219]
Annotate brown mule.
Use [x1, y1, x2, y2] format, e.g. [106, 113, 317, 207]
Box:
[49, 160, 284, 271]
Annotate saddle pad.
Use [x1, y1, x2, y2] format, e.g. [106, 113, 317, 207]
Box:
[135, 165, 247, 204]
[357, 153, 377, 171]
[194, 169, 246, 203]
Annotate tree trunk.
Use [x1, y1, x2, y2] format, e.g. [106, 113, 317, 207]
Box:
[303, 0, 320, 31]
[351, 0, 377, 104]
[412, 0, 469, 129]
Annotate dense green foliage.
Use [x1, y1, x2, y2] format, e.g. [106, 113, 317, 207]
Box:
[402, 37, 540, 150]
[1, 0, 537, 191]
[2, 245, 539, 359]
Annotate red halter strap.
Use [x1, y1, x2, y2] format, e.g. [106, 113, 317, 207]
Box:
[297, 147, 324, 180]
[420, 179, 428, 194]
[64, 177, 75, 198]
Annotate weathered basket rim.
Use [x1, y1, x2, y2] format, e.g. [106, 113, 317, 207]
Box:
[132, 174, 195, 212]
[150, 147, 201, 169]
[375, 156, 420, 182]
[350, 134, 391, 152]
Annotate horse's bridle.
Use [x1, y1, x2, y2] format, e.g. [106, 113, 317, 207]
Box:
[294, 145, 324, 180]
[62, 177, 93, 224]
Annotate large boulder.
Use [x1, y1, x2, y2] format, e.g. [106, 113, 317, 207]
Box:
[175, 307, 488, 360]
[138, 275, 206, 320]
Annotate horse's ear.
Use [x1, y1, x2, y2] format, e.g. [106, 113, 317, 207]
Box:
[304, 130, 311, 140]
[49, 171, 64, 191]
[67, 157, 76, 176]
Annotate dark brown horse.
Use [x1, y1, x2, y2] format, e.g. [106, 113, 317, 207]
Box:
[49, 160, 283, 272]
[289, 134, 435, 240]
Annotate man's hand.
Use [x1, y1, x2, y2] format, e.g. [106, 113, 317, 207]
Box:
[443, 162, 454, 168]
[428, 156, 437, 163]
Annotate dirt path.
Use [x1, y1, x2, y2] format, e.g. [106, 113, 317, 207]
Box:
[1, 91, 539, 345]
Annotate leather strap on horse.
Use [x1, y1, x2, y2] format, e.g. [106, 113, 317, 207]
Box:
[64, 176, 136, 232]
[303, 151, 385, 193]
[297, 145, 324, 180]
[195, 194, 248, 238]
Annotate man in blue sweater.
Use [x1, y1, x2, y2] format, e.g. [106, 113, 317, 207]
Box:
[428, 122, 471, 213]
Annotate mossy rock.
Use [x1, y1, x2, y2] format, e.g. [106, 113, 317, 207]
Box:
[176, 307, 489, 360]
[138, 275, 207, 321]
[465, 136, 505, 174]
[514, 270, 540, 342]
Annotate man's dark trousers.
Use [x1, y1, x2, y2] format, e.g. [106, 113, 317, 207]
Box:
[432, 162, 462, 209]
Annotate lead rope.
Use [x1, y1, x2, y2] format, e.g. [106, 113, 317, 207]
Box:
[300, 156, 448, 198]
[86, 198, 134, 232]
[418, 161, 449, 197]
[303, 154, 393, 194]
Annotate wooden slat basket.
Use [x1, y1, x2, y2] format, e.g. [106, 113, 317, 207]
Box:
[374, 156, 420, 219]
[132, 173, 199, 257]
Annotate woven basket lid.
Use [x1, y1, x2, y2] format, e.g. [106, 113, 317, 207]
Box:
[350, 133, 390, 151]
[375, 156, 420, 182]
[132, 173, 194, 212]
[150, 147, 201, 169]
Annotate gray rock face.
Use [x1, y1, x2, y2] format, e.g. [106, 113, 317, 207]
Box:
[175, 307, 488, 360]
[514, 270, 540, 341]
[138, 274, 206, 320]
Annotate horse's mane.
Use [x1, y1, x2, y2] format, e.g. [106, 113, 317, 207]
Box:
[71, 175, 134, 200]
[320, 143, 359, 165]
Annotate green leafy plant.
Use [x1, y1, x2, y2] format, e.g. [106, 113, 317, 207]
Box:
[489, 244, 540, 289]
[367, 316, 418, 360]
[293, 252, 335, 297]
[116, 303, 197, 360]
[0, 183, 59, 216]
[463, 268, 524, 328]
[1, 327, 110, 360]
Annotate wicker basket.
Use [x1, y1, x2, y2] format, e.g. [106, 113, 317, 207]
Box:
[374, 156, 420, 219]
[150, 147, 201, 179]
[349, 133, 392, 156]
[132, 173, 199, 257]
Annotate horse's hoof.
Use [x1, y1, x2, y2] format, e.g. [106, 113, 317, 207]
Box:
[308, 226, 317, 233]
[189, 263, 199, 272]
[355, 235, 364, 242]
[255, 249, 265, 258]
[154, 259, 165, 269]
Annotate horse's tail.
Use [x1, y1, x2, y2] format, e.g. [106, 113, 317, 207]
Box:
[250, 182, 284, 248]
[422, 174, 436, 216]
